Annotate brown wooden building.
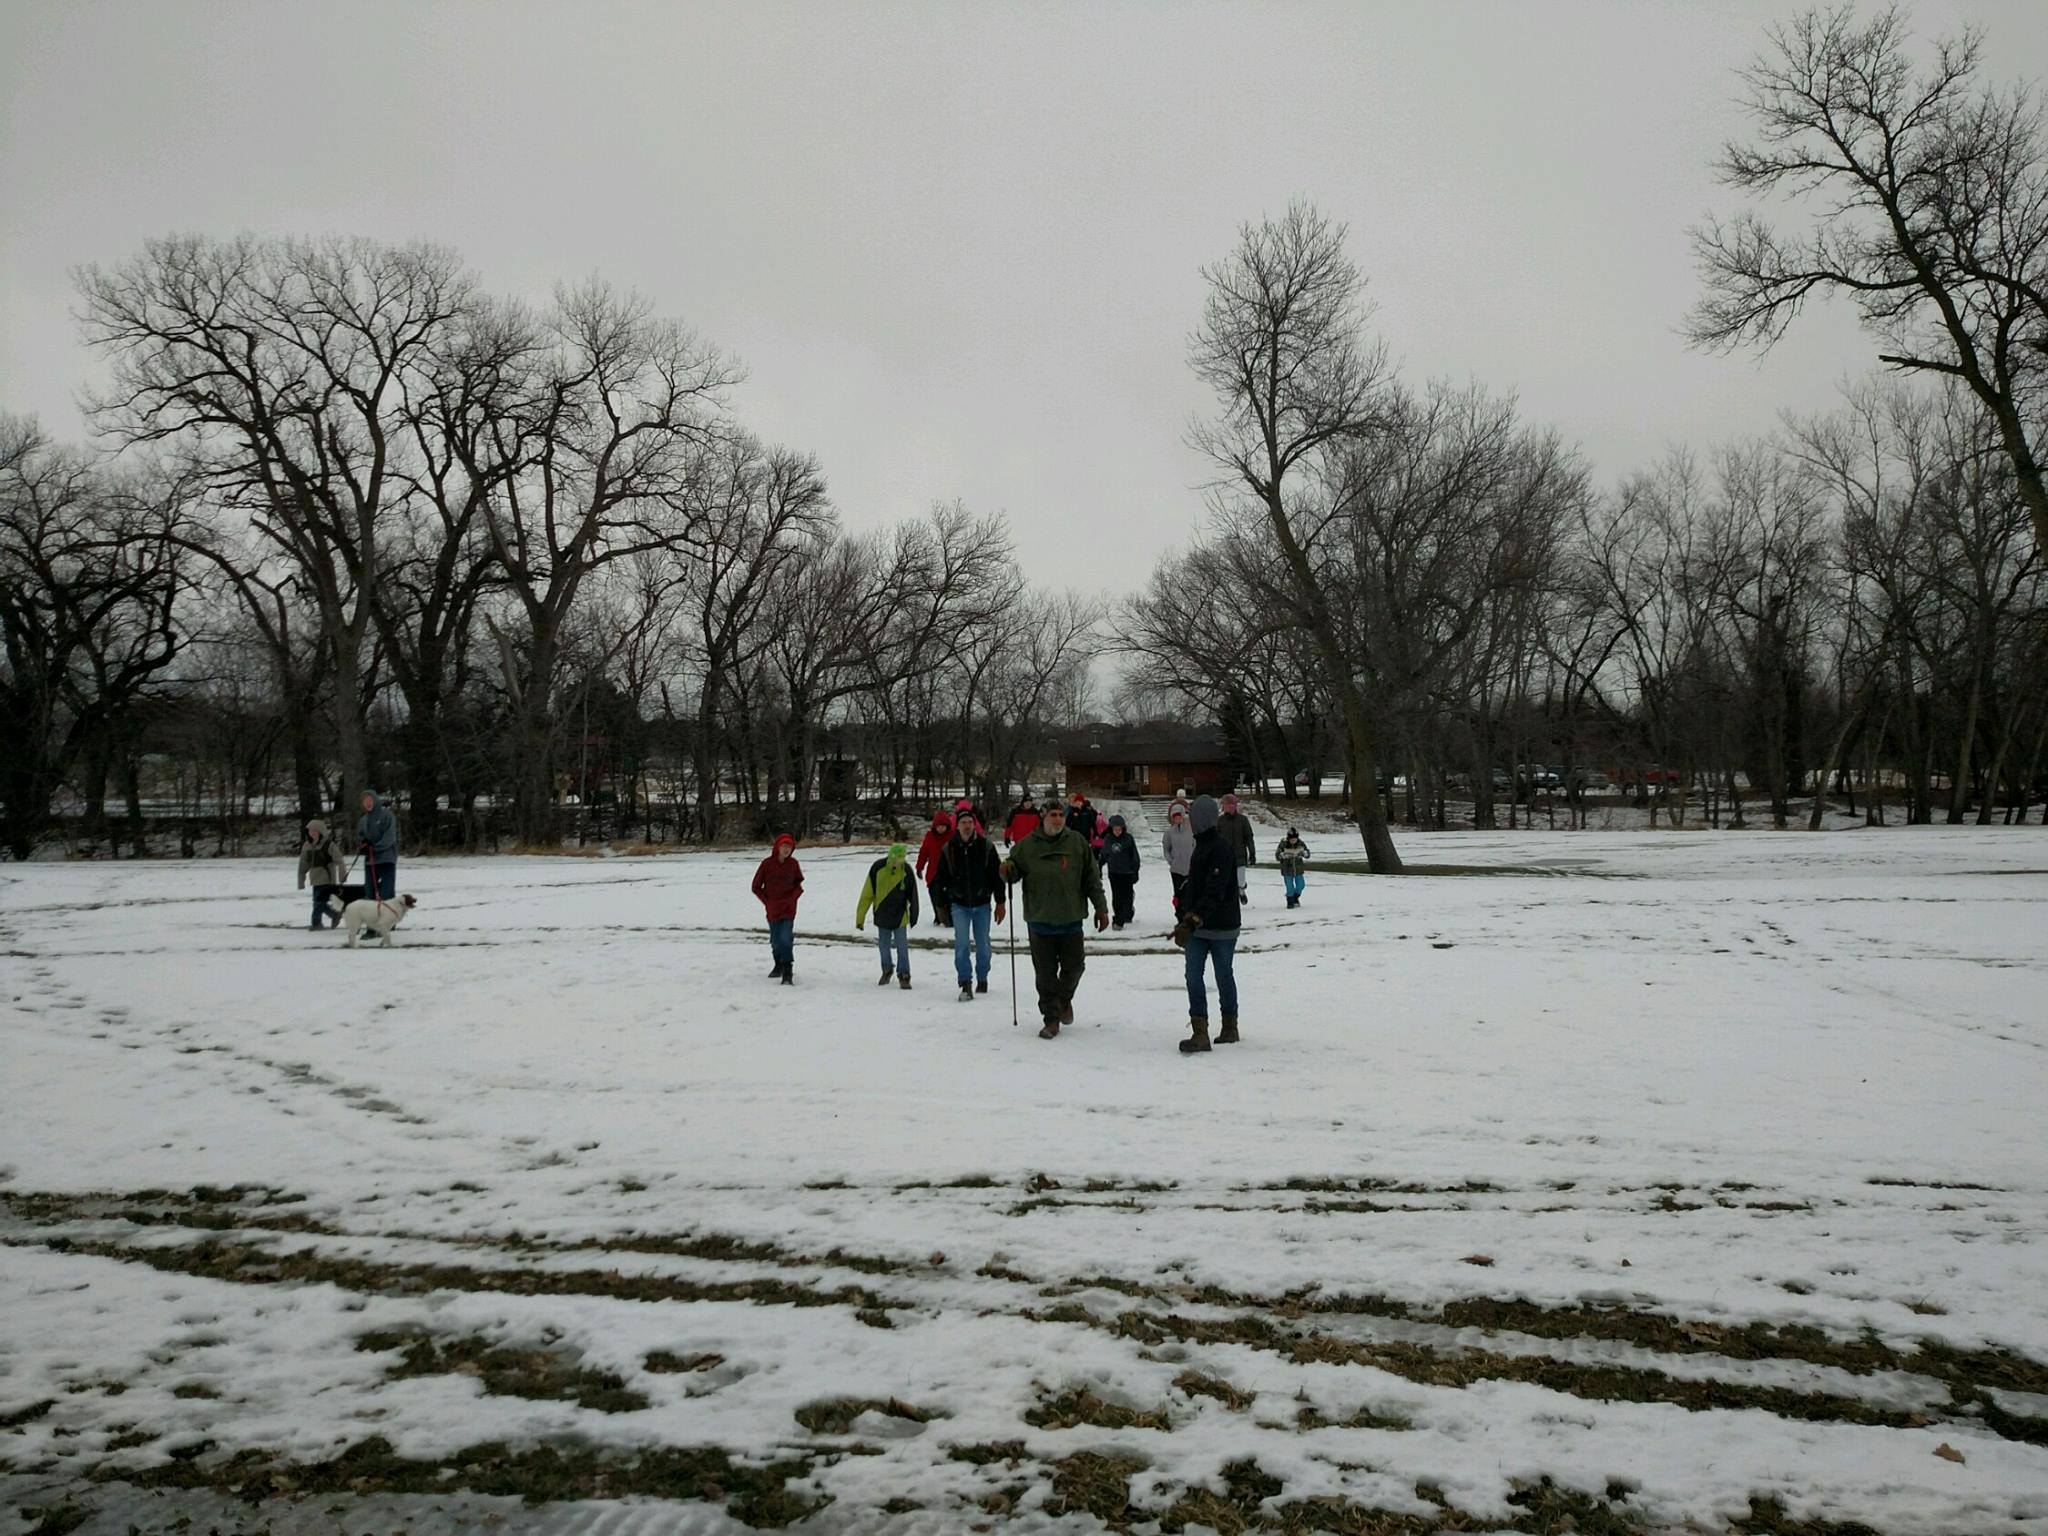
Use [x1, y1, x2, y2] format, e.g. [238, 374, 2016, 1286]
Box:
[1059, 727, 1234, 798]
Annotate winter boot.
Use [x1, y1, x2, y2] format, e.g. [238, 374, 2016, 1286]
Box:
[1038, 1018, 1060, 1039]
[899, 974, 913, 991]
[781, 967, 794, 986]
[1179, 1016, 1213, 1054]
[1058, 1001, 1074, 1025]
[959, 984, 973, 1002]
[976, 978, 988, 994]
[1216, 1015, 1240, 1045]
[878, 969, 894, 986]
[769, 962, 784, 978]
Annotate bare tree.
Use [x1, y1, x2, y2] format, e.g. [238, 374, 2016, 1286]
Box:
[1, 418, 189, 859]
[78, 234, 476, 816]
[1689, 6, 2048, 553]
[478, 281, 738, 844]
[1189, 202, 1404, 870]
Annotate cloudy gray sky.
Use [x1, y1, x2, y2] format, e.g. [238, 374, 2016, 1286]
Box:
[5, 0, 2044, 591]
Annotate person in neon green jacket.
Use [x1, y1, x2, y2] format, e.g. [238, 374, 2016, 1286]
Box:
[856, 842, 921, 988]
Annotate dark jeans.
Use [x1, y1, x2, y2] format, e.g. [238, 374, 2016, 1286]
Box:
[1026, 929, 1086, 1022]
[767, 918, 794, 969]
[1169, 871, 1186, 913]
[310, 884, 338, 928]
[1108, 872, 1136, 925]
[1185, 928, 1239, 1021]
[366, 856, 396, 900]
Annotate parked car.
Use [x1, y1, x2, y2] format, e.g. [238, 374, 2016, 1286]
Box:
[1567, 768, 1613, 793]
[1516, 764, 1560, 790]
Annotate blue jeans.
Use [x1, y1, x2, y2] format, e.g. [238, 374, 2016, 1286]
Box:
[1283, 871, 1305, 902]
[310, 885, 337, 927]
[1185, 929, 1239, 1021]
[951, 903, 992, 985]
[367, 856, 396, 900]
[767, 918, 794, 969]
[875, 925, 910, 976]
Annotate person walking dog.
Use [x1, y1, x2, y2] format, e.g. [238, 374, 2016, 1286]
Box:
[1171, 794, 1243, 1054]
[357, 789, 399, 900]
[296, 819, 349, 930]
[751, 833, 804, 983]
[934, 812, 1006, 1000]
[1001, 801, 1109, 1039]
[856, 842, 921, 989]
[1276, 828, 1311, 908]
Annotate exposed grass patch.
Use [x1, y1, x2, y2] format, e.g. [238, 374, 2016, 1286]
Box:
[1, 1399, 57, 1429]
[167, 1383, 220, 1401]
[643, 1349, 724, 1374]
[1045, 1450, 1151, 1524]
[1110, 1309, 1940, 1435]
[946, 1439, 1030, 1465]
[356, 1328, 649, 1413]
[85, 1435, 822, 1526]
[1173, 1369, 1254, 1410]
[36, 1233, 907, 1317]
[1026, 1384, 1173, 1431]
[792, 1397, 935, 1435]
[1295, 1400, 1415, 1432]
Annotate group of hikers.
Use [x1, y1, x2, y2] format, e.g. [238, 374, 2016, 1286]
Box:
[749, 789, 1315, 1054]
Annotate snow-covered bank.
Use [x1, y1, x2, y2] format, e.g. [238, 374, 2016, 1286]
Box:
[3, 830, 2044, 1533]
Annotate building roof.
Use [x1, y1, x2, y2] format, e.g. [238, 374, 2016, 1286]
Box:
[1059, 727, 1230, 766]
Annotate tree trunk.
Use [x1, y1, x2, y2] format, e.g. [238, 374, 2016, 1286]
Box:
[1946, 669, 1983, 824]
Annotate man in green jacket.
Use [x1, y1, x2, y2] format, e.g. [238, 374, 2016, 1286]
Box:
[1001, 800, 1109, 1039]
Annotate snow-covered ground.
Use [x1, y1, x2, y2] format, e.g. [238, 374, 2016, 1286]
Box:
[3, 826, 2045, 1534]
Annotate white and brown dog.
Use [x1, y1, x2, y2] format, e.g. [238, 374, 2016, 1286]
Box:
[327, 891, 418, 948]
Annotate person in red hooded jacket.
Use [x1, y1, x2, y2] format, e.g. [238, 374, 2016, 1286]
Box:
[751, 833, 804, 984]
[914, 810, 954, 908]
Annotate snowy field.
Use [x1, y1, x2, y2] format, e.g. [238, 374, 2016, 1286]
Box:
[3, 823, 2046, 1534]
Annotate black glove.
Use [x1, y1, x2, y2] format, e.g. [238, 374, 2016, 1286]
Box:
[935, 904, 951, 926]
[1171, 920, 1193, 950]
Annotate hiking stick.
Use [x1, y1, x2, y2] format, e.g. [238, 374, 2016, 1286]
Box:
[1007, 894, 1017, 1027]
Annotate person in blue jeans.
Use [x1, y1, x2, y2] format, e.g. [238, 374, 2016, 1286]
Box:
[1170, 794, 1242, 1054]
[1276, 827, 1311, 907]
[855, 842, 920, 989]
[357, 789, 398, 899]
[933, 812, 1007, 1001]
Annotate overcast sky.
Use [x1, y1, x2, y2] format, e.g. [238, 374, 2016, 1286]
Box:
[5, 0, 2045, 592]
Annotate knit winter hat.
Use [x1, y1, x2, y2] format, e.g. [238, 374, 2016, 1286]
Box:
[887, 842, 909, 863]
[1190, 795, 1221, 834]
[1108, 814, 1125, 829]
[956, 813, 980, 834]
[1222, 793, 1240, 810]
[773, 832, 796, 853]
[1068, 791, 1085, 804]
[306, 820, 327, 839]
[1168, 803, 1185, 820]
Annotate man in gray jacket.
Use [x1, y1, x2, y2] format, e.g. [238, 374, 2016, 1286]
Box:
[357, 790, 399, 900]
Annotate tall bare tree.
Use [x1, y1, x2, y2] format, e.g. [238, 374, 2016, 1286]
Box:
[1189, 202, 1404, 870]
[1689, 6, 2048, 555]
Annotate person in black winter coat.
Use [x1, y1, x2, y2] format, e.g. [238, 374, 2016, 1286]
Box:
[1099, 814, 1141, 929]
[1170, 794, 1242, 1053]
[1063, 792, 1100, 847]
[933, 813, 1008, 999]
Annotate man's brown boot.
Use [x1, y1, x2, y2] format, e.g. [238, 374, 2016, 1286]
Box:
[1058, 1001, 1074, 1025]
[1038, 1019, 1060, 1039]
[1178, 1016, 1212, 1054]
[1217, 1016, 1239, 1044]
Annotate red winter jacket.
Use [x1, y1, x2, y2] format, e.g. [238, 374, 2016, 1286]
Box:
[1004, 805, 1041, 844]
[751, 846, 804, 922]
[914, 815, 955, 882]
